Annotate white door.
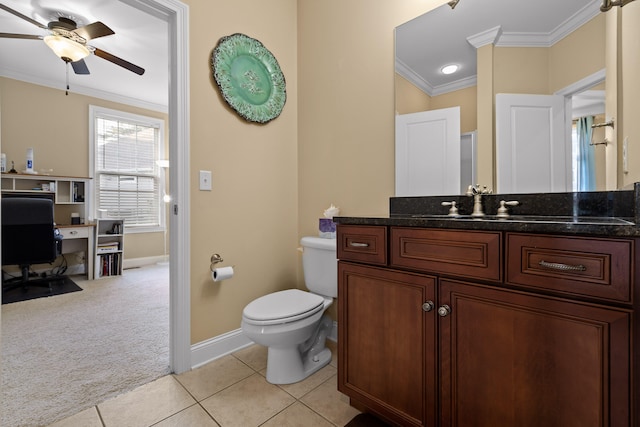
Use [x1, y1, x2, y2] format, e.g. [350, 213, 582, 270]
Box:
[460, 131, 477, 194]
[496, 94, 569, 193]
[395, 107, 461, 196]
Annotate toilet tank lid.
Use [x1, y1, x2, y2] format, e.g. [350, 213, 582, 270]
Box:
[300, 236, 336, 250]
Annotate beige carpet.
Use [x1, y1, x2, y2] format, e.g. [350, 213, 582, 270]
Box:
[1, 263, 170, 427]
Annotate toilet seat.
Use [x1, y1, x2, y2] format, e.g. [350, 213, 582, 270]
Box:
[243, 289, 325, 326]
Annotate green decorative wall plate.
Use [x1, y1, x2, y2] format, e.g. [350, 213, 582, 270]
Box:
[212, 33, 287, 124]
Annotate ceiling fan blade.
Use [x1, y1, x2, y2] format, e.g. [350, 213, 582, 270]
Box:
[0, 3, 47, 30]
[71, 59, 90, 75]
[73, 21, 114, 41]
[0, 33, 42, 40]
[94, 47, 145, 75]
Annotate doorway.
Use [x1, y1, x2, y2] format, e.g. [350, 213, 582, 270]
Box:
[121, 0, 190, 373]
[0, 0, 189, 423]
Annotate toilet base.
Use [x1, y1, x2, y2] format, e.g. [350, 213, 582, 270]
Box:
[266, 346, 332, 384]
[265, 314, 333, 384]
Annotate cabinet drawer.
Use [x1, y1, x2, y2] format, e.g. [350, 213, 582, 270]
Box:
[59, 226, 90, 239]
[506, 233, 633, 303]
[391, 227, 501, 281]
[337, 225, 387, 265]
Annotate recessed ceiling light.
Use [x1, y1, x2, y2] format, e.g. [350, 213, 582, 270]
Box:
[441, 64, 459, 75]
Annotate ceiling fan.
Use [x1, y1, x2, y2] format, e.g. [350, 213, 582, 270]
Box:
[0, 3, 145, 76]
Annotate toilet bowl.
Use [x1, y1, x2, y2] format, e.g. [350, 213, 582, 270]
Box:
[241, 237, 336, 384]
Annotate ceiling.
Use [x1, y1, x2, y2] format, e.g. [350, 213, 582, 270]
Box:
[0, 0, 169, 112]
[395, 0, 601, 97]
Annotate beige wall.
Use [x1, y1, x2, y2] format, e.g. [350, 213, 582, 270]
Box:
[494, 47, 549, 94]
[476, 44, 494, 187]
[0, 77, 168, 262]
[395, 74, 477, 134]
[548, 13, 606, 93]
[297, 0, 443, 224]
[492, 15, 605, 98]
[395, 73, 431, 114]
[430, 86, 477, 134]
[186, 0, 299, 343]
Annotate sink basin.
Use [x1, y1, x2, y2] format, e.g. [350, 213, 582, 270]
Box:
[407, 214, 635, 226]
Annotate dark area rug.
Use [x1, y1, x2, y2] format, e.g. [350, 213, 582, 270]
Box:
[2, 276, 82, 304]
[345, 413, 391, 427]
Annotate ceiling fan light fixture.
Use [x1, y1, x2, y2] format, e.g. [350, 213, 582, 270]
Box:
[44, 34, 90, 62]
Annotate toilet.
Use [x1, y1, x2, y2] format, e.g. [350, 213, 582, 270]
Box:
[241, 236, 337, 384]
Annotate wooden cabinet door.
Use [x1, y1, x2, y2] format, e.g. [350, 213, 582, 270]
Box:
[338, 261, 437, 427]
[439, 279, 631, 427]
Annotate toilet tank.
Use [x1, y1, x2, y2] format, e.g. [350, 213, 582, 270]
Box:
[300, 236, 337, 298]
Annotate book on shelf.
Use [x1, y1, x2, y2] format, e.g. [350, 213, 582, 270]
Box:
[96, 252, 122, 277]
[97, 242, 120, 253]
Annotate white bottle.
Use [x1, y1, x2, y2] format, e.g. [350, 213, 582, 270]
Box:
[26, 148, 34, 173]
[1, 153, 6, 173]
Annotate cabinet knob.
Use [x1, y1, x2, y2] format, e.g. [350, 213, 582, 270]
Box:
[438, 305, 452, 317]
[422, 301, 435, 312]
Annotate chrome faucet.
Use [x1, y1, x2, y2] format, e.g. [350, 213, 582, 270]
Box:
[466, 184, 492, 217]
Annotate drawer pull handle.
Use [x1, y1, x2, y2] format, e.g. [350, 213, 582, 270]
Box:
[69, 231, 78, 235]
[438, 305, 452, 317]
[349, 242, 369, 248]
[539, 260, 586, 272]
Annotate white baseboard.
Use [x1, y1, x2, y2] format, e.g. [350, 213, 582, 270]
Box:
[123, 255, 168, 270]
[190, 321, 338, 370]
[191, 329, 254, 369]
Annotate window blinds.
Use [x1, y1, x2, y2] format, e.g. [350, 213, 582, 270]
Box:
[95, 118, 161, 227]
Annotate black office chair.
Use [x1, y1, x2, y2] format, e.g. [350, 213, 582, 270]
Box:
[2, 197, 63, 291]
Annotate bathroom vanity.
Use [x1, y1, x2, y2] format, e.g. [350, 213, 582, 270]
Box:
[334, 186, 640, 427]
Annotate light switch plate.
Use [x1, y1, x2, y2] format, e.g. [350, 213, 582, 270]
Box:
[199, 170, 212, 190]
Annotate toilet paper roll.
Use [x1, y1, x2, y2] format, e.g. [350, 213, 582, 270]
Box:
[212, 266, 234, 282]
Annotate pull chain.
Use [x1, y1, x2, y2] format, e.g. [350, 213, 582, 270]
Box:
[65, 62, 70, 95]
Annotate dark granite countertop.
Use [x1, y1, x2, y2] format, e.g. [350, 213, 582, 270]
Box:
[334, 184, 640, 238]
[333, 214, 640, 237]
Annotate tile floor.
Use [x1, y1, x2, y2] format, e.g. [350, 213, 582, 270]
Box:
[48, 341, 361, 427]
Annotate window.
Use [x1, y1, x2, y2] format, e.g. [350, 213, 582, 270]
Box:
[90, 106, 166, 233]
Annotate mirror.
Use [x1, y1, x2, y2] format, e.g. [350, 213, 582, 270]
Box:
[395, 0, 618, 195]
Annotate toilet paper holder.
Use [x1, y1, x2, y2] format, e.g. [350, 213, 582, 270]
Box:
[210, 253, 223, 272]
[210, 253, 236, 270]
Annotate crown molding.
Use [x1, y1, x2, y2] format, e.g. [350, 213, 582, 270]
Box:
[395, 57, 435, 96]
[467, 25, 503, 49]
[497, 0, 600, 47]
[431, 74, 477, 96]
[0, 68, 168, 113]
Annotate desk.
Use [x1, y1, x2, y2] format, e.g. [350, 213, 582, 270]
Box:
[58, 224, 95, 279]
[2, 173, 93, 278]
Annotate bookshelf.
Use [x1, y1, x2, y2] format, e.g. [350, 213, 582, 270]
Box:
[94, 218, 124, 279]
